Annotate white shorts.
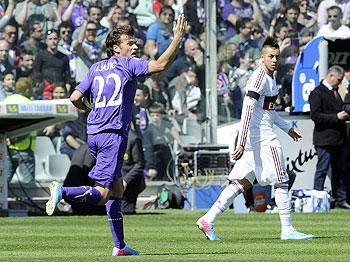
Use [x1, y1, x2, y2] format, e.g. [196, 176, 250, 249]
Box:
[228, 145, 289, 186]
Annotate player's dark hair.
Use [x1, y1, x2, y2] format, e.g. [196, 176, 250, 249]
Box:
[262, 36, 280, 50]
[106, 25, 135, 58]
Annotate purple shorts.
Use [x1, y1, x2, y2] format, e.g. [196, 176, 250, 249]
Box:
[87, 130, 128, 190]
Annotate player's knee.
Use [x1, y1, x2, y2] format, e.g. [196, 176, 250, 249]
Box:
[229, 178, 252, 191]
[95, 185, 112, 205]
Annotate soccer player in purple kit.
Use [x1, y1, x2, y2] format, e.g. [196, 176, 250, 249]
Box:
[45, 14, 187, 256]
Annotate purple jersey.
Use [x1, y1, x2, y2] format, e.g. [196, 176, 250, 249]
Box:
[76, 56, 149, 135]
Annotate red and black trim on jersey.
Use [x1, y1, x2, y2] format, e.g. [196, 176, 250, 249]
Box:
[246, 91, 277, 110]
[254, 68, 266, 90]
[239, 101, 253, 146]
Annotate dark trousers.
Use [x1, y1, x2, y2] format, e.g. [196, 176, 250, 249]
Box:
[314, 145, 348, 202]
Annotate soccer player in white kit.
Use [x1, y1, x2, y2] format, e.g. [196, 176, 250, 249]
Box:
[196, 37, 314, 241]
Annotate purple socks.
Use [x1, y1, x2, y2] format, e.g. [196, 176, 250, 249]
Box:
[62, 186, 102, 205]
[106, 197, 125, 249]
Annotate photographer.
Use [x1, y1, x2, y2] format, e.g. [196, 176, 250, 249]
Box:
[309, 65, 350, 209]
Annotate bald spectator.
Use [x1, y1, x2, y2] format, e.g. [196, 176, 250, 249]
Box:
[165, 38, 203, 83]
[317, 0, 350, 26]
[317, 5, 350, 40]
[0, 40, 15, 78]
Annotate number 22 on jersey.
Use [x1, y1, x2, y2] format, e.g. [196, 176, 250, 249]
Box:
[93, 73, 122, 109]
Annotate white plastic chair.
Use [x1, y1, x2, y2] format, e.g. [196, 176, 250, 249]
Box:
[34, 136, 56, 165]
[45, 154, 71, 182]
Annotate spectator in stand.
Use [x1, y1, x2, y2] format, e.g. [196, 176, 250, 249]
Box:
[317, 0, 350, 26]
[40, 84, 68, 147]
[298, 0, 318, 36]
[56, 0, 70, 19]
[33, 29, 71, 100]
[57, 21, 76, 82]
[144, 73, 169, 109]
[14, 0, 58, 33]
[0, 39, 15, 78]
[132, 84, 155, 179]
[165, 38, 203, 83]
[0, 69, 15, 100]
[130, 0, 156, 30]
[15, 76, 33, 99]
[16, 49, 34, 79]
[59, 110, 88, 159]
[61, 0, 86, 30]
[74, 4, 108, 48]
[145, 102, 183, 181]
[20, 20, 46, 57]
[251, 24, 264, 48]
[228, 18, 260, 61]
[222, 0, 263, 40]
[4, 94, 36, 184]
[169, 67, 201, 120]
[316, 5, 350, 39]
[121, 120, 146, 214]
[133, 84, 153, 135]
[117, 0, 138, 29]
[72, 20, 102, 84]
[183, 0, 205, 37]
[255, 0, 280, 33]
[144, 5, 175, 59]
[101, 4, 124, 32]
[0, 0, 16, 30]
[3, 22, 20, 67]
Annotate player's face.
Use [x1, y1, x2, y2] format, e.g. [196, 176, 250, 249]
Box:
[115, 34, 138, 57]
[262, 46, 280, 73]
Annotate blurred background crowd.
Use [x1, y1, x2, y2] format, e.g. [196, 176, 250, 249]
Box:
[1, 0, 350, 185]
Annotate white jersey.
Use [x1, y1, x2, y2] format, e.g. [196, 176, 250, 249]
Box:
[238, 66, 291, 147]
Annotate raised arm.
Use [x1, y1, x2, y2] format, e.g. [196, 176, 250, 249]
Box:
[148, 14, 187, 74]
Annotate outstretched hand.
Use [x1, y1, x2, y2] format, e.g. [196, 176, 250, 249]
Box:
[172, 14, 187, 40]
[288, 128, 303, 142]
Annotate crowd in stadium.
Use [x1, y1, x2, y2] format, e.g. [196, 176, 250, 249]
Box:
[1, 0, 350, 184]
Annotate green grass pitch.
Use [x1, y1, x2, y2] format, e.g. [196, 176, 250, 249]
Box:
[0, 209, 349, 261]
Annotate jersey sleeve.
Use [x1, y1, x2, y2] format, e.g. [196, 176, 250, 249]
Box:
[245, 67, 267, 96]
[75, 67, 92, 96]
[237, 95, 257, 147]
[273, 111, 292, 133]
[127, 57, 149, 77]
